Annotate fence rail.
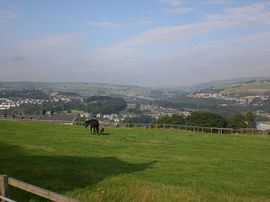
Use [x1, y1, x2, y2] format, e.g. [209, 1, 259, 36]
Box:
[0, 116, 268, 135]
[98, 122, 268, 135]
[0, 175, 80, 202]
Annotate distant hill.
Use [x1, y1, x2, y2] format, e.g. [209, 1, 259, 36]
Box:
[216, 79, 270, 96]
[190, 77, 270, 91]
[1, 78, 269, 101]
[0, 81, 184, 100]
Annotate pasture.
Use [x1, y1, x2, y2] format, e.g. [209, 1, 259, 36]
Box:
[0, 120, 270, 202]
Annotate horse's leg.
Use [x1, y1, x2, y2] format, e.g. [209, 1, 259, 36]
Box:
[90, 126, 93, 135]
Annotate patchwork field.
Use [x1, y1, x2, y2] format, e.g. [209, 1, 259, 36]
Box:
[219, 81, 270, 96]
[0, 120, 270, 202]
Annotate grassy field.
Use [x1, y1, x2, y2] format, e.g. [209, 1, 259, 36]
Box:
[0, 120, 270, 202]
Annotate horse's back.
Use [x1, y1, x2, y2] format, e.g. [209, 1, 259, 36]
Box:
[85, 119, 99, 126]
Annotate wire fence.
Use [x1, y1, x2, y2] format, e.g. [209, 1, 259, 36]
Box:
[0, 115, 269, 135]
[98, 122, 269, 135]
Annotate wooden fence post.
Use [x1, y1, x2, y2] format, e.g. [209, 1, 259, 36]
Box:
[0, 175, 9, 202]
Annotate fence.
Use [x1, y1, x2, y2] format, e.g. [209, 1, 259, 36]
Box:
[0, 116, 268, 135]
[0, 175, 80, 202]
[99, 122, 268, 135]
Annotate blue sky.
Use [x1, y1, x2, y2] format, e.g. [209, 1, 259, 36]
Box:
[0, 0, 270, 87]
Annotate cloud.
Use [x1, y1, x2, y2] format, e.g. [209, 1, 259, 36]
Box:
[112, 2, 270, 48]
[205, 2, 270, 29]
[0, 2, 18, 25]
[0, 56, 26, 64]
[0, 10, 16, 23]
[87, 39, 270, 86]
[162, 7, 193, 14]
[83, 2, 270, 65]
[160, 0, 193, 15]
[237, 32, 270, 44]
[160, 0, 188, 6]
[88, 21, 121, 28]
[203, 0, 235, 4]
[1, 32, 87, 71]
[0, 32, 87, 82]
[88, 18, 153, 29]
[19, 32, 86, 51]
[1, 1, 270, 86]
[80, 2, 270, 86]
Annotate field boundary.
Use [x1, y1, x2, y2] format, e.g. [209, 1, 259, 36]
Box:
[100, 122, 269, 135]
[0, 175, 80, 202]
[0, 116, 268, 135]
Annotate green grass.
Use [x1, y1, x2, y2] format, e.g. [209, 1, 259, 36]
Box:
[1, 120, 270, 202]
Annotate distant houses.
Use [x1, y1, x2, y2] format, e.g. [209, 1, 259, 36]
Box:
[257, 122, 270, 131]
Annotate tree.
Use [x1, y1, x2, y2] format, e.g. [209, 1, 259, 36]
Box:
[186, 112, 227, 128]
[245, 111, 256, 128]
[170, 114, 186, 125]
[156, 114, 185, 125]
[124, 115, 154, 124]
[227, 114, 247, 129]
[84, 96, 127, 114]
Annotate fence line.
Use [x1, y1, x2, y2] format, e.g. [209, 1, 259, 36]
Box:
[0, 175, 80, 202]
[98, 122, 268, 135]
[0, 116, 268, 135]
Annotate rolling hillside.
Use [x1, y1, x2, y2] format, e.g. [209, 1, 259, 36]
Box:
[0, 81, 183, 100]
[218, 79, 270, 96]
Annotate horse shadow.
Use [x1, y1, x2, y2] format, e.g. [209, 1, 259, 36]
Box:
[0, 143, 156, 201]
[100, 132, 110, 135]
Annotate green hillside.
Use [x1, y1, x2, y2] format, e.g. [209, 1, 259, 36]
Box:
[218, 80, 270, 96]
[0, 120, 270, 201]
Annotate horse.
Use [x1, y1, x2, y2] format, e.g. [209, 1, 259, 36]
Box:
[85, 119, 100, 135]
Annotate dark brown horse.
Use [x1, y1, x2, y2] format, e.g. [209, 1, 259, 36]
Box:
[85, 119, 100, 135]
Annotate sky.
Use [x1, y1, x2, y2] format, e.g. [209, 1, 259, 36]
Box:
[0, 0, 270, 87]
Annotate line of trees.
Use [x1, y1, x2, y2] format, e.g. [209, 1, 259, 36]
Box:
[155, 111, 256, 129]
[120, 111, 256, 129]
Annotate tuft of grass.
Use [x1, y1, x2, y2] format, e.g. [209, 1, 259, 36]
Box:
[0, 120, 270, 201]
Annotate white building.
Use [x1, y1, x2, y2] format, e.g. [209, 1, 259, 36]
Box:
[257, 122, 270, 131]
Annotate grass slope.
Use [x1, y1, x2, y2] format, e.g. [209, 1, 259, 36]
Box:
[218, 80, 270, 96]
[0, 120, 270, 202]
